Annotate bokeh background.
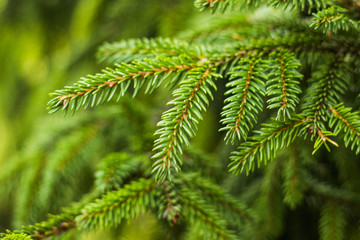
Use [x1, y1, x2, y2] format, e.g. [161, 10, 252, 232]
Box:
[0, 0, 196, 164]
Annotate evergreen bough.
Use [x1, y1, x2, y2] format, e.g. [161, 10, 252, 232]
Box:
[2, 0, 360, 239]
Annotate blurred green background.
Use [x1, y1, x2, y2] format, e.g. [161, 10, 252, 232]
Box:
[0, 0, 196, 167]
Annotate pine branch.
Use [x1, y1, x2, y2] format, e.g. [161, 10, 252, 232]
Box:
[229, 116, 311, 175]
[75, 178, 156, 230]
[2, 179, 157, 239]
[269, 0, 329, 12]
[220, 52, 266, 144]
[266, 49, 302, 120]
[301, 56, 350, 153]
[319, 201, 346, 240]
[179, 188, 238, 240]
[2, 203, 83, 240]
[311, 5, 360, 34]
[47, 56, 198, 115]
[313, 129, 339, 153]
[97, 38, 202, 64]
[152, 65, 221, 181]
[303, 56, 349, 131]
[208, 53, 242, 76]
[329, 103, 360, 154]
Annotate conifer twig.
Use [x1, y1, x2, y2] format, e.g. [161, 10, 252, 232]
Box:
[48, 57, 198, 115]
[76, 179, 156, 230]
[229, 116, 311, 174]
[152, 65, 221, 181]
[220, 52, 266, 143]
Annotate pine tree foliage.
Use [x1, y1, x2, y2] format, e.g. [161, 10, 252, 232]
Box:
[76, 178, 157, 230]
[266, 49, 302, 120]
[2, 170, 255, 239]
[220, 52, 266, 143]
[270, 0, 328, 12]
[311, 5, 360, 33]
[47, 56, 199, 115]
[229, 116, 311, 174]
[303, 56, 349, 125]
[3, 201, 84, 239]
[152, 65, 221, 180]
[329, 103, 360, 154]
[302, 55, 350, 152]
[2, 0, 360, 239]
